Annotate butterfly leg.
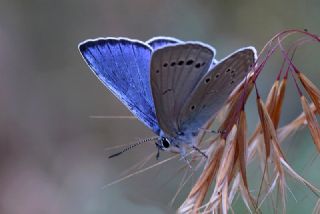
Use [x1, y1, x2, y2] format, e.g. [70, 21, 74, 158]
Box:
[192, 145, 208, 159]
[156, 147, 160, 160]
[179, 146, 192, 169]
[199, 127, 226, 135]
[190, 137, 208, 158]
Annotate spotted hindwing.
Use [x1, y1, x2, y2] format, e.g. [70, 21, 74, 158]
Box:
[150, 43, 215, 137]
[178, 47, 256, 133]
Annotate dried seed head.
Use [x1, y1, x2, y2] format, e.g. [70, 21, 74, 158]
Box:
[298, 72, 320, 114]
[272, 78, 287, 128]
[216, 125, 237, 187]
[178, 30, 320, 213]
[257, 97, 285, 160]
[180, 138, 225, 213]
[218, 83, 253, 137]
[256, 95, 287, 210]
[236, 110, 248, 188]
[277, 103, 316, 142]
[300, 96, 320, 152]
[210, 126, 237, 212]
[266, 80, 279, 115]
[256, 96, 271, 159]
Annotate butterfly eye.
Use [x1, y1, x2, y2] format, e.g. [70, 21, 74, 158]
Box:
[161, 137, 170, 148]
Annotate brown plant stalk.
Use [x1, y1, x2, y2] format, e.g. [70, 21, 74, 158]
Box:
[178, 29, 320, 214]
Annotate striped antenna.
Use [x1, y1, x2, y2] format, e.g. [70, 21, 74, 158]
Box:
[108, 137, 158, 158]
[89, 115, 137, 119]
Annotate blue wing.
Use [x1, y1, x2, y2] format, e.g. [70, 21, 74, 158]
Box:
[146, 36, 182, 50]
[79, 38, 160, 134]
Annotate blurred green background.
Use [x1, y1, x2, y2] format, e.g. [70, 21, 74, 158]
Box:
[0, 0, 320, 213]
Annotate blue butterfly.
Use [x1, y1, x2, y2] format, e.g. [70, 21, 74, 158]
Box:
[79, 37, 256, 159]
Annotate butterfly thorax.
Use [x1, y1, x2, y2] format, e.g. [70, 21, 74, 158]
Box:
[156, 130, 198, 153]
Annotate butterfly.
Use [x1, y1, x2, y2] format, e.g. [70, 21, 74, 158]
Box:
[78, 37, 256, 159]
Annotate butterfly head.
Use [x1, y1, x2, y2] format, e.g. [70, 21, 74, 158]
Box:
[156, 136, 172, 150]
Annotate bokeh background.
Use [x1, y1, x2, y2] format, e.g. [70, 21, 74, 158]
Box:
[0, 0, 320, 213]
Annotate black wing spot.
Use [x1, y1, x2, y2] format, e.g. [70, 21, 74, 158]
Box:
[171, 62, 176, 66]
[230, 80, 234, 84]
[163, 63, 168, 67]
[231, 70, 235, 74]
[186, 59, 194, 65]
[215, 73, 220, 78]
[178, 60, 184, 65]
[226, 68, 231, 73]
[204, 77, 211, 84]
[162, 88, 173, 95]
[156, 69, 160, 74]
[190, 105, 196, 111]
[195, 62, 201, 68]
